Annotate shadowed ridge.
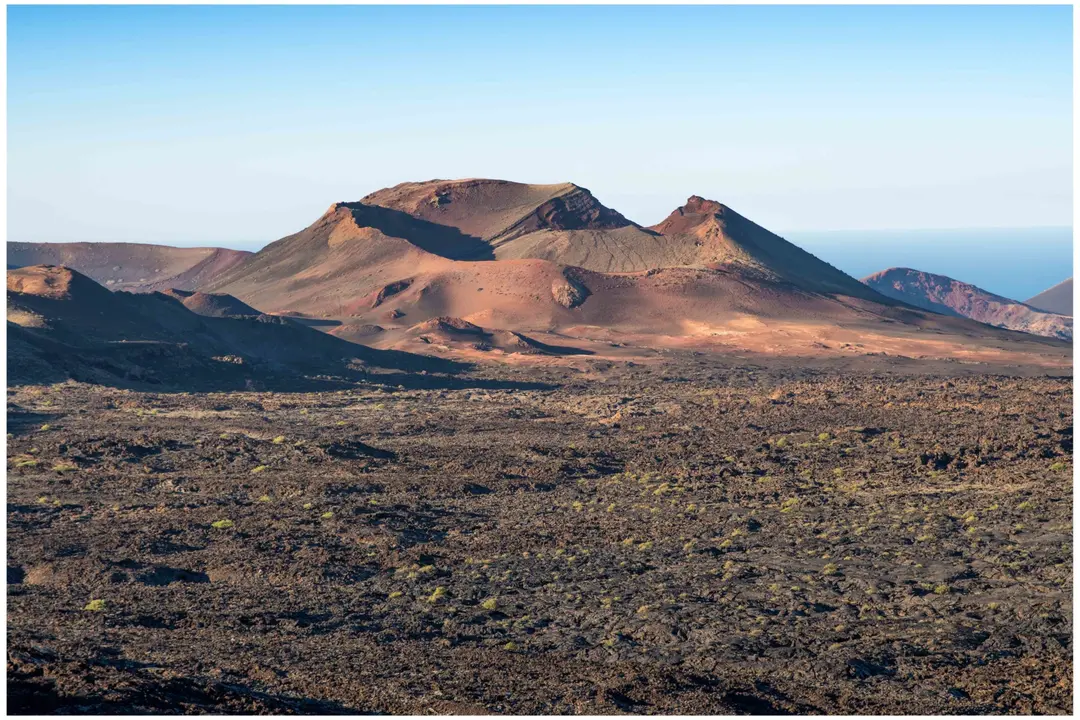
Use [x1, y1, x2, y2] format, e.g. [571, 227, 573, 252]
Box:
[355, 178, 685, 272]
[485, 182, 639, 246]
[7, 265, 469, 389]
[200, 202, 447, 312]
[359, 178, 640, 245]
[335, 201, 493, 259]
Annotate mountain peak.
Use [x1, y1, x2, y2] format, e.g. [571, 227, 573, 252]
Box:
[648, 195, 733, 236]
[682, 195, 729, 215]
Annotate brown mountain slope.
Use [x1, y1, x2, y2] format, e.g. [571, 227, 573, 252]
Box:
[205, 191, 879, 332]
[862, 268, 1072, 340]
[199, 185, 1071, 368]
[358, 180, 890, 296]
[7, 241, 251, 292]
[203, 203, 446, 315]
[207, 179, 891, 314]
[7, 265, 460, 388]
[1026, 278, 1073, 316]
[649, 197, 882, 300]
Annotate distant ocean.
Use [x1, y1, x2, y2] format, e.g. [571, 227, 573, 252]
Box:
[785, 227, 1073, 303]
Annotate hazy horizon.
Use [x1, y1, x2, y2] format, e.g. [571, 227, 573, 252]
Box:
[8, 5, 1072, 246]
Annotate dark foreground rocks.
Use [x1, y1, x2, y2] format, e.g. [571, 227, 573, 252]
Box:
[6, 360, 1072, 714]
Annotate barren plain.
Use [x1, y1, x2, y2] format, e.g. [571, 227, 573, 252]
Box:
[7, 356, 1072, 714]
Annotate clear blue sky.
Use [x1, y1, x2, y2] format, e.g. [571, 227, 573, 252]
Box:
[8, 5, 1073, 248]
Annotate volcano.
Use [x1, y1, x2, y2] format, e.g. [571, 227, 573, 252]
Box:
[204, 179, 896, 324]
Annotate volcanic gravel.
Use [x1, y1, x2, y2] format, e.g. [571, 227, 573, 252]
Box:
[6, 360, 1072, 714]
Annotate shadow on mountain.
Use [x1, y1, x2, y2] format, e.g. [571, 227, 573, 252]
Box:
[7, 265, 556, 393]
[10, 320, 553, 394]
[342, 202, 495, 260]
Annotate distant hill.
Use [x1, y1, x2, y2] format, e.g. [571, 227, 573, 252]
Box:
[862, 267, 1071, 340]
[7, 265, 460, 389]
[1026, 278, 1072, 316]
[7, 241, 251, 292]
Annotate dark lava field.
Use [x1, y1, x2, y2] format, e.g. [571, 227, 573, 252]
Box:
[6, 359, 1073, 714]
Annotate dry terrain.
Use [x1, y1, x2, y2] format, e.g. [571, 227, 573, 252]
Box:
[7, 356, 1072, 714]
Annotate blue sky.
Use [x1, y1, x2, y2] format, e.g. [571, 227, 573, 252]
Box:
[8, 5, 1073, 248]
